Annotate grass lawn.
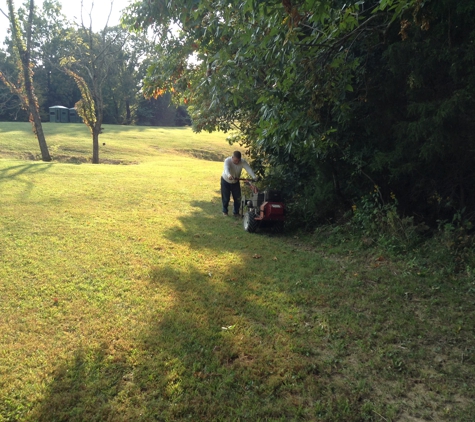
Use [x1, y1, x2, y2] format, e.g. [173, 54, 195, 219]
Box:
[1, 122, 474, 421]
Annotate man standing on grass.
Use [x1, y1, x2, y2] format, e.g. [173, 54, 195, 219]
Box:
[221, 151, 257, 217]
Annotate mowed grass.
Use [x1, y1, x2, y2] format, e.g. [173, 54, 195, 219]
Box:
[1, 123, 475, 421]
[0, 122, 229, 163]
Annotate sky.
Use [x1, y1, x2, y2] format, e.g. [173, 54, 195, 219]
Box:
[0, 0, 132, 46]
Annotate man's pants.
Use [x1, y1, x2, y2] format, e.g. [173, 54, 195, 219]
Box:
[221, 177, 241, 215]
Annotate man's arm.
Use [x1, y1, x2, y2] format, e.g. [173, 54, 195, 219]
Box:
[242, 160, 257, 180]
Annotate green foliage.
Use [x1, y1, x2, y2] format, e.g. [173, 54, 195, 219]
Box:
[126, 0, 475, 229]
[433, 227, 475, 274]
[63, 69, 97, 130]
[0, 2, 167, 127]
[259, 162, 338, 229]
[135, 94, 191, 126]
[352, 186, 424, 253]
[1, 0, 34, 111]
[353, 187, 398, 236]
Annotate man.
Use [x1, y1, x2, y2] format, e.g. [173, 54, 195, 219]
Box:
[221, 151, 257, 217]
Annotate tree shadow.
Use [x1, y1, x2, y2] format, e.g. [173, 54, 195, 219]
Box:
[0, 163, 53, 181]
[30, 263, 312, 421]
[20, 198, 475, 421]
[0, 163, 53, 199]
[28, 200, 334, 421]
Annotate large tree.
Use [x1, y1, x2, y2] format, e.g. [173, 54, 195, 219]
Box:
[0, 0, 76, 120]
[125, 0, 475, 226]
[0, 0, 51, 161]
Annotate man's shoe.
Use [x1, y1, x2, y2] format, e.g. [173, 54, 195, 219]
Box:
[233, 213, 240, 218]
[223, 212, 228, 216]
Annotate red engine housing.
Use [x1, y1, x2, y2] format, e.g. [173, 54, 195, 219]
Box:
[255, 201, 285, 221]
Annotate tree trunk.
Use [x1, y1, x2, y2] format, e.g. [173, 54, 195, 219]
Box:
[92, 76, 104, 164]
[125, 98, 131, 125]
[92, 126, 100, 164]
[92, 101, 103, 164]
[6, 0, 51, 162]
[20, 51, 51, 160]
[30, 108, 51, 161]
[21, 61, 50, 161]
[21, 54, 51, 162]
[25, 0, 51, 162]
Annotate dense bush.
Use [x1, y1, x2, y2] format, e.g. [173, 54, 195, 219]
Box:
[127, 0, 475, 230]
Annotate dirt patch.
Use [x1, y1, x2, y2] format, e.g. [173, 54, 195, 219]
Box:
[100, 158, 139, 165]
[147, 146, 226, 162]
[184, 149, 226, 162]
[50, 155, 139, 165]
[0, 151, 139, 165]
[22, 152, 37, 160]
[0, 151, 38, 161]
[52, 155, 89, 164]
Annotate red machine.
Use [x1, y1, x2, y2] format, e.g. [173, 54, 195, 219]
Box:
[239, 180, 285, 233]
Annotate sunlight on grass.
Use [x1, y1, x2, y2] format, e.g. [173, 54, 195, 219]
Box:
[1, 123, 474, 421]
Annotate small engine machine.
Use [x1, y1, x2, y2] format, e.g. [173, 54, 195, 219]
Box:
[240, 180, 285, 233]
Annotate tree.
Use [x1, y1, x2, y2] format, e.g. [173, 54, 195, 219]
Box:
[62, 4, 128, 163]
[0, 0, 51, 161]
[125, 0, 475, 226]
[101, 27, 157, 125]
[135, 93, 191, 126]
[124, 0, 398, 215]
[29, 0, 80, 116]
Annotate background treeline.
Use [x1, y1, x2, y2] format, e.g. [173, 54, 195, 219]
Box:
[0, 0, 190, 126]
[125, 0, 475, 234]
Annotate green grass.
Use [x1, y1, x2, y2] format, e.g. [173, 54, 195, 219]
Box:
[0, 122, 230, 163]
[1, 122, 474, 421]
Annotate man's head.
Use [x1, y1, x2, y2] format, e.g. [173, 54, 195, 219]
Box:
[232, 151, 242, 164]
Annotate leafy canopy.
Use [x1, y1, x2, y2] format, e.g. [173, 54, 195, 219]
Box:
[125, 0, 475, 227]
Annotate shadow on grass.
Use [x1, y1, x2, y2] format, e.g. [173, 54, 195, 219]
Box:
[0, 163, 52, 181]
[0, 163, 52, 199]
[29, 201, 372, 421]
[106, 125, 192, 132]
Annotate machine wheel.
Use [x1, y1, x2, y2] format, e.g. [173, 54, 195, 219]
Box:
[272, 221, 284, 234]
[243, 210, 258, 233]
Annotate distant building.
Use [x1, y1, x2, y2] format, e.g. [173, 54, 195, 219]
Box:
[69, 108, 82, 123]
[49, 106, 82, 123]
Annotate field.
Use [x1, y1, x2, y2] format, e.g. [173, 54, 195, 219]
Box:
[1, 122, 474, 421]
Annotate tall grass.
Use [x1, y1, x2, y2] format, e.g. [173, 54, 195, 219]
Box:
[0, 123, 474, 421]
